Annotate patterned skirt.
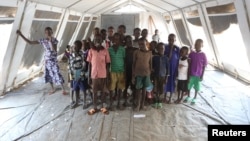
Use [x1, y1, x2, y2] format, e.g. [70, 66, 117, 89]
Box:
[44, 59, 64, 85]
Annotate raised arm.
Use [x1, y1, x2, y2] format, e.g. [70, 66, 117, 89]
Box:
[16, 30, 39, 45]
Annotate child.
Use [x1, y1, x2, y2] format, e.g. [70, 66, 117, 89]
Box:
[117, 25, 126, 46]
[175, 46, 189, 104]
[68, 40, 88, 109]
[141, 28, 150, 51]
[150, 41, 157, 55]
[152, 29, 160, 43]
[107, 26, 114, 47]
[152, 42, 169, 108]
[108, 33, 126, 110]
[16, 27, 67, 95]
[132, 38, 152, 112]
[133, 27, 141, 48]
[124, 35, 138, 107]
[184, 39, 207, 104]
[87, 34, 111, 115]
[81, 39, 92, 108]
[164, 33, 180, 103]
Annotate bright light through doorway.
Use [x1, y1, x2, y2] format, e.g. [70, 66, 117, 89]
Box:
[114, 4, 146, 13]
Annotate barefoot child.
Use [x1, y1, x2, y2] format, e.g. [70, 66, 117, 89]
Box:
[152, 42, 169, 108]
[68, 40, 88, 109]
[132, 38, 152, 112]
[184, 39, 207, 104]
[175, 46, 189, 103]
[16, 27, 67, 95]
[87, 34, 111, 115]
[124, 35, 138, 107]
[164, 34, 180, 103]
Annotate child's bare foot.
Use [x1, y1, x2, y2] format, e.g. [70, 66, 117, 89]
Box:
[140, 106, 147, 111]
[174, 99, 180, 104]
[162, 98, 168, 103]
[134, 105, 140, 112]
[167, 99, 172, 104]
[109, 105, 114, 111]
[117, 104, 125, 110]
[62, 90, 68, 95]
[48, 89, 56, 95]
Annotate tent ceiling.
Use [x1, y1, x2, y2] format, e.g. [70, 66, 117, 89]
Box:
[29, 0, 215, 14]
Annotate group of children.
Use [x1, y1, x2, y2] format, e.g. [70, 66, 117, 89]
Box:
[65, 25, 208, 115]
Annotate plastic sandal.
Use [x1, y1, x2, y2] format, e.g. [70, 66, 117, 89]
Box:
[183, 97, 191, 103]
[100, 108, 109, 115]
[191, 98, 196, 105]
[87, 108, 98, 115]
[158, 103, 163, 109]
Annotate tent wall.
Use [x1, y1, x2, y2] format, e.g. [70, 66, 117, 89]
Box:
[1, 0, 250, 95]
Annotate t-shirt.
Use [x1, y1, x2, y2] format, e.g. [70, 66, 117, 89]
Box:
[108, 46, 125, 72]
[178, 57, 188, 80]
[68, 52, 87, 81]
[87, 48, 111, 79]
[152, 54, 169, 77]
[189, 51, 207, 77]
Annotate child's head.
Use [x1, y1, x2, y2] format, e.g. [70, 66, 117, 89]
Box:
[133, 27, 141, 39]
[194, 39, 203, 52]
[150, 41, 157, 51]
[138, 38, 147, 51]
[156, 42, 165, 55]
[125, 35, 133, 48]
[82, 40, 90, 51]
[93, 34, 102, 47]
[168, 33, 176, 46]
[112, 33, 121, 46]
[155, 29, 159, 34]
[108, 26, 114, 37]
[73, 40, 82, 53]
[93, 27, 100, 36]
[141, 28, 148, 39]
[118, 25, 126, 35]
[180, 46, 189, 57]
[66, 45, 70, 50]
[100, 29, 107, 40]
[44, 27, 53, 37]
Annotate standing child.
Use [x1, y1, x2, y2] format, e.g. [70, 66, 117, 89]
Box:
[81, 39, 92, 108]
[133, 27, 141, 48]
[87, 34, 111, 115]
[175, 46, 189, 103]
[164, 33, 180, 103]
[68, 40, 88, 109]
[132, 38, 152, 112]
[16, 27, 67, 95]
[108, 33, 126, 110]
[152, 42, 169, 108]
[184, 39, 207, 104]
[124, 35, 138, 107]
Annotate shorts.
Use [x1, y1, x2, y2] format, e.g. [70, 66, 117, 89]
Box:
[188, 76, 201, 91]
[153, 76, 165, 94]
[177, 80, 188, 91]
[135, 75, 151, 90]
[109, 72, 125, 91]
[92, 78, 107, 93]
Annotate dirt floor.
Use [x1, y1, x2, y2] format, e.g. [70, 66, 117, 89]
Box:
[0, 61, 249, 141]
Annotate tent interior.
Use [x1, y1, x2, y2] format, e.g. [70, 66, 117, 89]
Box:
[0, 0, 250, 140]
